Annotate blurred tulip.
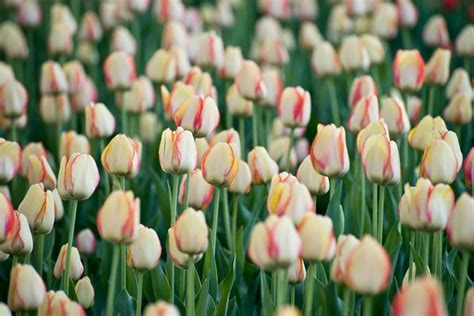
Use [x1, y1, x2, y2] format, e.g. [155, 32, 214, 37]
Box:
[103, 51, 136, 90]
[0, 211, 33, 256]
[154, 0, 185, 22]
[295, 138, 309, 164]
[361, 134, 401, 185]
[339, 35, 370, 72]
[465, 287, 474, 316]
[345, 0, 373, 16]
[174, 95, 220, 137]
[425, 49, 451, 85]
[195, 31, 224, 69]
[139, 112, 160, 143]
[75, 276, 95, 309]
[25, 155, 56, 190]
[18, 183, 54, 234]
[255, 16, 281, 42]
[0, 80, 28, 119]
[39, 94, 71, 124]
[371, 2, 398, 39]
[248, 146, 279, 184]
[179, 169, 213, 209]
[59, 131, 90, 159]
[356, 119, 389, 155]
[446, 69, 472, 99]
[297, 156, 330, 195]
[58, 153, 100, 200]
[443, 93, 472, 125]
[228, 160, 252, 194]
[221, 46, 243, 80]
[0, 138, 21, 184]
[327, 5, 353, 44]
[62, 61, 87, 95]
[146, 49, 176, 84]
[464, 148, 473, 188]
[210, 129, 241, 158]
[17, 0, 42, 28]
[182, 67, 215, 98]
[0, 22, 28, 59]
[78, 12, 102, 42]
[278, 87, 311, 128]
[123, 76, 155, 113]
[397, 0, 418, 28]
[85, 102, 115, 139]
[423, 15, 450, 48]
[162, 21, 188, 49]
[54, 244, 83, 280]
[393, 50, 425, 92]
[380, 97, 411, 138]
[236, 60, 267, 101]
[361, 34, 385, 65]
[40, 61, 68, 94]
[170, 46, 191, 78]
[348, 75, 378, 108]
[101, 134, 140, 178]
[127, 225, 162, 271]
[297, 213, 336, 262]
[161, 81, 195, 119]
[70, 76, 97, 112]
[48, 22, 73, 56]
[456, 25, 474, 57]
[348, 93, 379, 133]
[268, 136, 297, 170]
[447, 193, 474, 251]
[202, 142, 238, 187]
[159, 127, 197, 174]
[408, 115, 447, 150]
[260, 67, 283, 107]
[226, 84, 253, 117]
[51, 4, 77, 34]
[76, 41, 99, 65]
[144, 301, 180, 316]
[288, 258, 306, 285]
[299, 22, 322, 51]
[0, 303, 10, 315]
[0, 193, 15, 243]
[19, 144, 44, 173]
[8, 264, 46, 311]
[275, 305, 302, 316]
[311, 41, 341, 77]
[0, 63, 14, 88]
[76, 228, 96, 256]
[331, 234, 361, 283]
[111, 26, 136, 55]
[37, 291, 68, 316]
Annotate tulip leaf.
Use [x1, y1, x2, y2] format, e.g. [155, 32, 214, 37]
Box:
[327, 179, 345, 236]
[150, 261, 171, 302]
[113, 288, 136, 316]
[196, 276, 211, 315]
[216, 257, 236, 316]
[260, 270, 274, 316]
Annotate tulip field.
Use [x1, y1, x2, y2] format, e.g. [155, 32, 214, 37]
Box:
[1, 0, 474, 315]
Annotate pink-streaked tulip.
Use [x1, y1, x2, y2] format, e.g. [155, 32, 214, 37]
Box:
[0, 138, 21, 184]
[393, 50, 425, 92]
[465, 287, 474, 316]
[254, 39, 289, 66]
[228, 160, 252, 194]
[268, 137, 297, 170]
[85, 102, 115, 139]
[179, 169, 213, 209]
[261, 67, 283, 107]
[18, 183, 54, 234]
[464, 148, 473, 188]
[53, 244, 83, 280]
[348, 93, 379, 133]
[295, 138, 309, 164]
[48, 22, 73, 56]
[146, 49, 176, 84]
[248, 146, 279, 185]
[210, 129, 241, 158]
[101, 134, 140, 178]
[182, 67, 215, 98]
[140, 112, 160, 143]
[311, 41, 341, 77]
[297, 213, 336, 262]
[168, 227, 203, 269]
[70, 76, 97, 112]
[158, 127, 197, 174]
[52, 189, 63, 222]
[393, 277, 447, 316]
[248, 215, 302, 271]
[39, 94, 71, 124]
[348, 75, 378, 108]
[221, 46, 243, 80]
[361, 134, 401, 185]
[213, 1, 234, 27]
[425, 48, 452, 85]
[103, 51, 136, 90]
[172, 208, 208, 255]
[456, 25, 474, 57]
[111, 26, 136, 55]
[236, 60, 267, 101]
[356, 119, 390, 154]
[0, 79, 27, 119]
[195, 137, 209, 169]
[397, 0, 418, 28]
[0, 62, 15, 88]
[51, 4, 77, 34]
[62, 60, 87, 94]
[339, 35, 370, 72]
[0, 193, 15, 243]
[327, 5, 353, 44]
[443, 93, 473, 125]
[447, 193, 474, 251]
[195, 31, 224, 69]
[99, 2, 119, 31]
[297, 156, 330, 195]
[344, 0, 373, 17]
[278, 87, 311, 128]
[370, 2, 398, 39]
[423, 15, 450, 48]
[128, 0, 150, 13]
[202, 142, 238, 187]
[361, 34, 385, 65]
[288, 258, 306, 285]
[421, 130, 462, 184]
[174, 95, 220, 137]
[58, 153, 100, 200]
[76, 41, 99, 65]
[154, 0, 185, 22]
[446, 68, 472, 99]
[7, 264, 46, 312]
[17, 0, 42, 28]
[75, 277, 94, 309]
[40, 61, 68, 94]
[76, 228, 96, 255]
[255, 16, 281, 42]
[0, 211, 33, 256]
[144, 301, 180, 316]
[331, 234, 361, 283]
[299, 22, 322, 51]
[0, 22, 28, 59]
[97, 190, 140, 244]
[259, 0, 291, 19]
[78, 12, 102, 42]
[127, 225, 162, 271]
[59, 131, 90, 159]
[399, 178, 454, 231]
[37, 290, 79, 316]
[226, 83, 253, 117]
[161, 21, 188, 50]
[123, 76, 155, 113]
[380, 97, 411, 138]
[170, 46, 191, 78]
[408, 116, 447, 151]
[161, 81, 195, 119]
[25, 155, 56, 190]
[310, 124, 350, 177]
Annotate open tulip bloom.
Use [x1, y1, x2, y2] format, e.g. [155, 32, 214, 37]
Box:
[1, 2, 474, 316]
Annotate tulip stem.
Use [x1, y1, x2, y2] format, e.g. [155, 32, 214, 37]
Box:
[63, 199, 78, 295]
[171, 174, 179, 226]
[99, 139, 111, 196]
[55, 94, 63, 161]
[434, 230, 443, 279]
[303, 263, 316, 316]
[211, 187, 221, 260]
[121, 90, 127, 134]
[120, 245, 126, 290]
[372, 184, 378, 240]
[276, 269, 288, 308]
[330, 178, 337, 200]
[408, 231, 415, 282]
[285, 128, 295, 172]
[34, 234, 45, 276]
[186, 259, 195, 316]
[11, 255, 17, 267]
[136, 272, 143, 316]
[456, 251, 470, 316]
[252, 106, 259, 147]
[359, 159, 366, 237]
[222, 189, 232, 251]
[231, 194, 239, 253]
[342, 287, 351, 316]
[106, 244, 120, 316]
[239, 118, 246, 158]
[184, 171, 191, 209]
[328, 78, 341, 126]
[427, 85, 436, 116]
[290, 286, 295, 306]
[10, 121, 17, 142]
[363, 296, 372, 316]
[377, 185, 385, 243]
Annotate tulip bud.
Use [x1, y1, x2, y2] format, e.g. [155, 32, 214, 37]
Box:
[361, 134, 401, 185]
[62, 60, 87, 95]
[25, 155, 56, 190]
[248, 146, 279, 185]
[236, 60, 267, 101]
[51, 3, 76, 34]
[425, 48, 451, 85]
[397, 0, 417, 28]
[268, 137, 297, 170]
[421, 130, 462, 184]
[78, 12, 102, 42]
[179, 169, 214, 209]
[18, 183, 54, 234]
[210, 129, 241, 158]
[423, 15, 450, 48]
[348, 75, 378, 108]
[58, 153, 100, 200]
[122, 76, 155, 113]
[146, 49, 176, 84]
[8, 264, 46, 311]
[59, 131, 90, 159]
[158, 127, 197, 175]
[299, 22, 322, 51]
[0, 62, 14, 88]
[75, 276, 94, 309]
[40, 61, 68, 94]
[408, 115, 447, 150]
[139, 112, 160, 143]
[446, 69, 472, 99]
[103, 51, 137, 90]
[195, 31, 224, 70]
[327, 5, 353, 44]
[195, 137, 209, 169]
[248, 215, 302, 271]
[221, 46, 243, 80]
[174, 207, 209, 255]
[456, 25, 474, 57]
[297, 213, 336, 262]
[53, 243, 83, 280]
[39, 94, 71, 124]
[0, 303, 10, 315]
[278, 87, 311, 128]
[0, 193, 15, 243]
[380, 96, 411, 138]
[52, 189, 63, 222]
[0, 138, 21, 184]
[161, 82, 194, 120]
[296, 156, 330, 195]
[0, 22, 28, 59]
[393, 277, 447, 316]
[370, 2, 398, 39]
[162, 21, 188, 49]
[311, 41, 341, 77]
[111, 26, 136, 56]
[0, 80, 28, 118]
[330, 234, 361, 283]
[101, 134, 140, 178]
[85, 102, 115, 139]
[144, 301, 180, 316]
[356, 120, 389, 155]
[255, 16, 280, 42]
[361, 34, 385, 65]
[443, 93, 472, 125]
[76, 228, 96, 255]
[393, 50, 425, 92]
[0, 211, 33, 255]
[17, 0, 42, 28]
[182, 67, 215, 98]
[174, 95, 220, 138]
[168, 227, 203, 269]
[226, 84, 253, 117]
[464, 148, 473, 188]
[97, 190, 140, 244]
[339, 35, 370, 72]
[447, 193, 474, 251]
[348, 93, 379, 133]
[76, 41, 99, 65]
[202, 142, 238, 187]
[48, 22, 73, 56]
[260, 67, 283, 107]
[288, 258, 306, 285]
[70, 75, 97, 113]
[127, 225, 162, 271]
[228, 160, 252, 194]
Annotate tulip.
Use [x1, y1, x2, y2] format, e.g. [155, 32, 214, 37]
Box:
[327, 5, 353, 44]
[456, 25, 474, 57]
[228, 160, 252, 194]
[297, 213, 336, 262]
[275, 306, 302, 316]
[76, 41, 99, 65]
[260, 67, 283, 108]
[17, 0, 42, 28]
[70, 76, 97, 112]
[7, 264, 46, 311]
[182, 67, 215, 98]
[226, 84, 253, 117]
[127, 225, 162, 271]
[146, 49, 176, 84]
[58, 153, 100, 200]
[171, 207, 208, 256]
[465, 287, 474, 316]
[19, 145, 44, 171]
[296, 156, 330, 195]
[348, 93, 379, 133]
[202, 142, 238, 187]
[0, 211, 33, 255]
[18, 183, 55, 234]
[345, 0, 373, 17]
[168, 227, 203, 270]
[380, 96, 411, 138]
[59, 131, 90, 159]
[271, 118, 306, 140]
[174, 95, 220, 138]
[221, 46, 243, 80]
[194, 137, 208, 169]
[339, 35, 370, 73]
[52, 189, 63, 222]
[421, 130, 462, 184]
[111, 26, 136, 55]
[247, 146, 279, 185]
[255, 16, 281, 42]
[161, 81, 195, 119]
[348, 75, 378, 108]
[214, 1, 234, 27]
[195, 31, 224, 69]
[288, 258, 306, 285]
[51, 4, 77, 34]
[360, 34, 385, 66]
[408, 116, 447, 150]
[158, 127, 197, 175]
[54, 244, 83, 280]
[75, 276, 95, 308]
[278, 87, 311, 128]
[48, 22, 73, 56]
[248, 215, 302, 271]
[78, 12, 102, 42]
[464, 148, 473, 188]
[235, 60, 267, 101]
[0, 80, 28, 118]
[85, 102, 115, 139]
[101, 134, 140, 178]
[0, 22, 29, 59]
[330, 234, 361, 283]
[39, 94, 71, 124]
[447, 193, 474, 251]
[446, 69, 472, 100]
[179, 169, 214, 209]
[311, 41, 341, 77]
[144, 301, 180, 316]
[139, 112, 160, 143]
[425, 49, 452, 85]
[268, 137, 297, 170]
[62, 61, 87, 94]
[392, 277, 447, 316]
[443, 93, 472, 125]
[40, 61, 68, 95]
[393, 50, 425, 92]
[97, 190, 140, 244]
[361, 134, 401, 185]
[25, 155, 56, 190]
[0, 193, 15, 243]
[423, 15, 450, 48]
[76, 228, 96, 255]
[122, 76, 155, 113]
[103, 51, 136, 90]
[161, 21, 188, 49]
[0, 63, 14, 88]
[210, 129, 241, 158]
[370, 2, 398, 39]
[0, 138, 21, 184]
[254, 39, 289, 67]
[397, 0, 418, 28]
[298, 22, 322, 51]
[38, 290, 86, 316]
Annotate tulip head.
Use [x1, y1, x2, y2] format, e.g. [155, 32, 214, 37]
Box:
[111, 26, 136, 55]
[393, 50, 425, 92]
[348, 75, 378, 108]
[53, 244, 83, 280]
[447, 193, 474, 251]
[348, 93, 380, 133]
[40, 61, 68, 95]
[210, 129, 241, 159]
[103, 51, 136, 90]
[0, 211, 32, 256]
[268, 136, 297, 170]
[85, 102, 115, 139]
[408, 115, 447, 151]
[146, 49, 176, 84]
[339, 35, 370, 72]
[25, 154, 56, 190]
[143, 301, 180, 316]
[247, 146, 279, 185]
[443, 93, 472, 125]
[228, 160, 252, 194]
[195, 31, 224, 70]
[226, 84, 253, 117]
[425, 48, 451, 85]
[297, 213, 336, 262]
[18, 183, 55, 234]
[446, 68, 472, 100]
[172, 208, 208, 255]
[101, 134, 140, 178]
[78, 12, 103, 42]
[39, 94, 71, 124]
[288, 258, 306, 285]
[221, 46, 243, 80]
[422, 15, 450, 48]
[0, 193, 15, 244]
[278, 87, 311, 128]
[76, 228, 96, 255]
[48, 22, 73, 56]
[0, 80, 28, 118]
[311, 41, 341, 77]
[174, 95, 220, 138]
[380, 96, 411, 138]
[58, 153, 99, 200]
[202, 142, 238, 187]
[361, 134, 401, 185]
[59, 130, 90, 159]
[159, 127, 197, 175]
[464, 148, 473, 188]
[370, 2, 398, 39]
[297, 156, 330, 195]
[361, 34, 385, 65]
[8, 264, 46, 311]
[17, 0, 42, 28]
[456, 25, 474, 57]
[235, 60, 267, 101]
[127, 225, 162, 271]
[397, 0, 418, 28]
[260, 67, 283, 107]
[330, 234, 361, 284]
[0, 138, 21, 184]
[75, 276, 95, 309]
[161, 81, 195, 120]
[179, 169, 214, 209]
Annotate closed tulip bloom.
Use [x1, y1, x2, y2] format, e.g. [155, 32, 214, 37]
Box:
[8, 264, 46, 311]
[288, 258, 306, 285]
[25, 155, 56, 190]
[78, 12, 102, 42]
[144, 301, 180, 316]
[0, 211, 33, 255]
[17, 0, 42, 28]
[260, 67, 283, 107]
[361, 34, 385, 65]
[39, 94, 71, 124]
[139, 112, 160, 143]
[344, 0, 373, 17]
[298, 22, 322, 51]
[327, 5, 353, 44]
[97, 190, 140, 244]
[248, 146, 279, 185]
[173, 207, 209, 255]
[48, 22, 73, 56]
[348, 75, 378, 109]
[278, 87, 311, 128]
[255, 16, 281, 42]
[371, 2, 398, 39]
[76, 41, 99, 65]
[40, 61, 68, 94]
[58, 153, 100, 200]
[168, 46, 189, 79]
[254, 39, 289, 66]
[179, 169, 214, 209]
[297, 156, 330, 195]
[127, 225, 162, 271]
[421, 130, 462, 184]
[18, 183, 54, 234]
[37, 291, 77, 316]
[456, 25, 474, 57]
[330, 234, 361, 283]
[0, 22, 28, 59]
[393, 277, 447, 316]
[123, 76, 155, 113]
[195, 31, 224, 69]
[443, 93, 473, 125]
[380, 97, 411, 138]
[356, 119, 390, 154]
[268, 137, 297, 170]
[408, 115, 447, 150]
[174, 95, 220, 137]
[103, 51, 136, 90]
[397, 0, 418, 28]
[464, 148, 473, 188]
[339, 36, 370, 73]
[52, 189, 63, 222]
[423, 15, 450, 48]
[70, 76, 97, 112]
[226, 84, 253, 117]
[446, 69, 472, 99]
[76, 228, 96, 255]
[446, 193, 474, 251]
[51, 3, 77, 34]
[62, 60, 87, 94]
[0, 138, 21, 184]
[159, 127, 197, 174]
[161, 21, 188, 49]
[0, 193, 15, 243]
[146, 49, 176, 84]
[161, 82, 195, 119]
[101, 134, 140, 178]
[59, 131, 90, 159]
[75, 277, 94, 309]
[425, 49, 452, 85]
[221, 46, 243, 80]
[393, 50, 425, 92]
[182, 67, 215, 98]
[0, 63, 14, 88]
[295, 138, 309, 164]
[85, 102, 115, 139]
[202, 142, 238, 187]
[228, 160, 252, 194]
[195, 137, 209, 169]
[236, 60, 267, 101]
[210, 129, 241, 158]
[111, 26, 136, 55]
[311, 41, 341, 77]
[297, 213, 336, 262]
[53, 244, 83, 280]
[361, 134, 401, 185]
[0, 79, 27, 118]
[348, 93, 379, 133]
[168, 227, 203, 268]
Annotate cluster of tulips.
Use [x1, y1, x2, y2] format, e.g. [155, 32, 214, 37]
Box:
[0, 0, 473, 315]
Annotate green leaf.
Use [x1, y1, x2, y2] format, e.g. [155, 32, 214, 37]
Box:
[327, 180, 345, 236]
[196, 276, 211, 316]
[150, 261, 171, 302]
[113, 288, 136, 316]
[216, 257, 236, 316]
[260, 271, 274, 316]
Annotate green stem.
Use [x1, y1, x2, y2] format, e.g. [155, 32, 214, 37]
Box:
[422, 233, 430, 274]
[456, 251, 470, 316]
[10, 121, 17, 142]
[342, 287, 351, 316]
[363, 296, 372, 316]
[171, 174, 179, 226]
[359, 159, 366, 237]
[330, 178, 337, 200]
[239, 117, 246, 158]
[211, 188, 221, 259]
[222, 189, 232, 251]
[136, 272, 143, 316]
[34, 234, 45, 276]
[120, 245, 126, 290]
[378, 185, 385, 243]
[290, 286, 295, 306]
[427, 85, 436, 116]
[465, 57, 471, 75]
[184, 171, 191, 209]
[121, 90, 127, 134]
[408, 231, 415, 282]
[401, 28, 412, 49]
[372, 184, 378, 239]
[434, 231, 443, 279]
[313, 195, 317, 210]
[55, 95, 63, 161]
[12, 255, 18, 267]
[328, 78, 341, 125]
[276, 269, 288, 308]
[285, 128, 295, 172]
[231, 194, 239, 253]
[106, 244, 120, 316]
[63, 200, 78, 295]
[252, 105, 259, 147]
[99, 139, 111, 196]
[304, 263, 315, 316]
[186, 259, 195, 316]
